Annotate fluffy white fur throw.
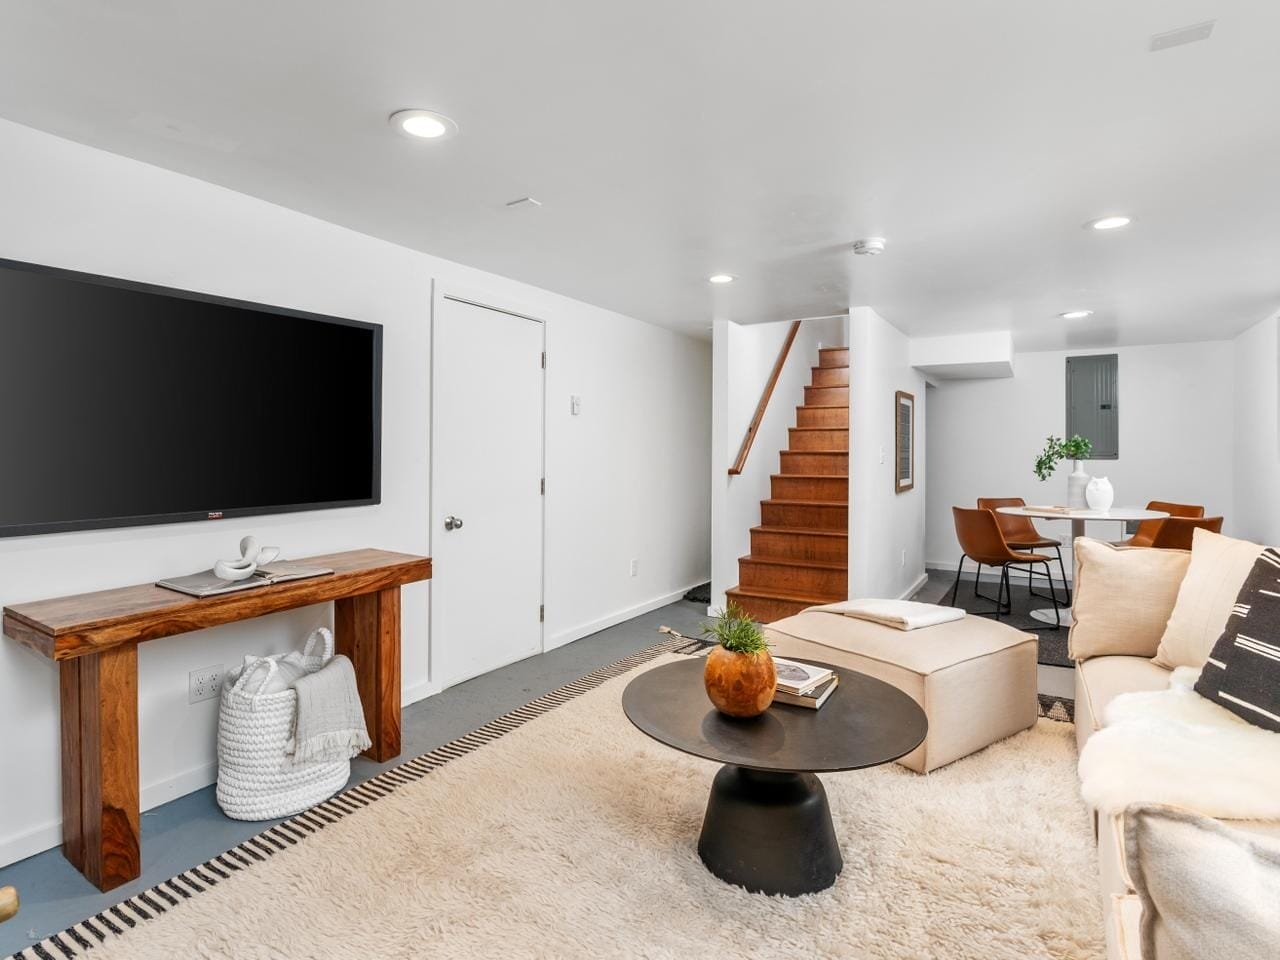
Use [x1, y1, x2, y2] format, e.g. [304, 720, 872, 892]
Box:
[1078, 667, 1280, 818]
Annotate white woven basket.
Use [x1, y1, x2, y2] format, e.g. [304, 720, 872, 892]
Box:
[215, 627, 351, 821]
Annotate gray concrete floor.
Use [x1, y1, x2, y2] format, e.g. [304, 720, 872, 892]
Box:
[0, 598, 708, 956]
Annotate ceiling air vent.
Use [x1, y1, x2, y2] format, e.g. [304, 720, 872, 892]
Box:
[1149, 21, 1215, 52]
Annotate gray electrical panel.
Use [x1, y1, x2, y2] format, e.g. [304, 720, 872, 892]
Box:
[1066, 354, 1118, 459]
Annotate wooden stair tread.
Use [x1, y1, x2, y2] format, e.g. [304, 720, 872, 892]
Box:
[739, 555, 847, 571]
[789, 426, 847, 431]
[727, 586, 842, 604]
[762, 498, 846, 507]
[751, 525, 847, 537]
[798, 404, 847, 410]
[771, 473, 847, 479]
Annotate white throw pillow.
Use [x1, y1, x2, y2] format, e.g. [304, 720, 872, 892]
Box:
[1124, 804, 1280, 960]
[1154, 529, 1264, 669]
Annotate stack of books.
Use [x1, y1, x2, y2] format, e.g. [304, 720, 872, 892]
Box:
[772, 657, 839, 709]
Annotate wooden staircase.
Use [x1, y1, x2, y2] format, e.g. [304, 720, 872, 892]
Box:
[727, 346, 849, 622]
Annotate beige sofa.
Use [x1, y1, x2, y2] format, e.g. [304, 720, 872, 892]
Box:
[1071, 543, 1280, 959]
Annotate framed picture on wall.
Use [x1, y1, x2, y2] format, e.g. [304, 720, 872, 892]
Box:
[895, 390, 914, 493]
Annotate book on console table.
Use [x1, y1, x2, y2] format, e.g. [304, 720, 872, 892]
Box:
[773, 673, 839, 710]
[157, 562, 335, 598]
[772, 657, 835, 696]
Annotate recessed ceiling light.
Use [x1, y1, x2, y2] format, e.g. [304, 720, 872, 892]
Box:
[1086, 216, 1131, 231]
[707, 274, 735, 284]
[388, 109, 458, 140]
[1059, 310, 1094, 320]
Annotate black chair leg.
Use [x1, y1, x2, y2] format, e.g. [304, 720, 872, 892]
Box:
[1027, 558, 1060, 603]
[955, 557, 1015, 619]
[973, 563, 1011, 611]
[1041, 560, 1062, 629]
[947, 556, 966, 607]
[993, 565, 1012, 621]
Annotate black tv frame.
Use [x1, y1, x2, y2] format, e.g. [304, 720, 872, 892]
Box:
[0, 257, 383, 539]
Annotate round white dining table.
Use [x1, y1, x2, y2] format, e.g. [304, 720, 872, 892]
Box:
[995, 505, 1170, 625]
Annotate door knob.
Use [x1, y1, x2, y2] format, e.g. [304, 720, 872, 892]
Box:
[444, 515, 464, 531]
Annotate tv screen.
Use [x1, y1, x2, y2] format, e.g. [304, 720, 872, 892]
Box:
[0, 258, 382, 538]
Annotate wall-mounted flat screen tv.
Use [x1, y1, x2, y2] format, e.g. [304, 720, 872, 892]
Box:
[0, 258, 382, 538]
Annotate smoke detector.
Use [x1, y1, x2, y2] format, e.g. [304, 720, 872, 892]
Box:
[852, 237, 887, 256]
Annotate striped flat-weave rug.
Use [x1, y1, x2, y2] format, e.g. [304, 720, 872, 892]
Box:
[6, 638, 690, 960]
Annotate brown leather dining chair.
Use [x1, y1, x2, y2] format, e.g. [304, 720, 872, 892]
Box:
[1148, 516, 1224, 550]
[947, 507, 1064, 628]
[1115, 501, 1205, 547]
[977, 497, 1070, 602]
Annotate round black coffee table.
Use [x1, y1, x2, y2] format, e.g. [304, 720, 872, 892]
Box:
[621, 658, 927, 896]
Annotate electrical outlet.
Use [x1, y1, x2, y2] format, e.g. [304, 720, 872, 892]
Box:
[570, 395, 582, 416]
[189, 665, 224, 704]
[630, 558, 639, 577]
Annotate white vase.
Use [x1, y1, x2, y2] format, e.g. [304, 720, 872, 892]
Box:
[1085, 476, 1114, 513]
[1066, 460, 1090, 508]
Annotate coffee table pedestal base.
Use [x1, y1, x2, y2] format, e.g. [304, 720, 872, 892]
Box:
[697, 764, 843, 896]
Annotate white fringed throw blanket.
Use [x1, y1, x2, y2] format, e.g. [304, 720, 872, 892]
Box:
[1078, 667, 1280, 818]
[290, 654, 371, 766]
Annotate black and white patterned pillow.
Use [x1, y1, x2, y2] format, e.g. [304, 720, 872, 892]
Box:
[1194, 547, 1280, 732]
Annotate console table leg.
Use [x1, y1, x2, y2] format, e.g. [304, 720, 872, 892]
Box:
[334, 588, 402, 762]
[59, 643, 141, 892]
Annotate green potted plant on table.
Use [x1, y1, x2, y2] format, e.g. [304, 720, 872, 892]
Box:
[1033, 434, 1093, 507]
[701, 602, 776, 718]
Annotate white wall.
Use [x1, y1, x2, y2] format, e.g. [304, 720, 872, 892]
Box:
[1232, 311, 1280, 546]
[0, 118, 710, 866]
[925, 341, 1235, 570]
[709, 316, 845, 609]
[848, 307, 928, 600]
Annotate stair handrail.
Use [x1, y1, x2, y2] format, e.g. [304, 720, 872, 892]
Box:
[728, 320, 802, 476]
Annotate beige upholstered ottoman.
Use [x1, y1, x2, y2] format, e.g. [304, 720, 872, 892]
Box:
[763, 608, 1038, 773]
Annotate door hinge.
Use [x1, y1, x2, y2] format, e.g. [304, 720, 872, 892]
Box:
[541, 351, 546, 369]
[540, 477, 545, 495]
[539, 604, 545, 623]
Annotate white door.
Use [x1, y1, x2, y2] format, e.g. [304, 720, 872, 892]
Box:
[432, 296, 545, 687]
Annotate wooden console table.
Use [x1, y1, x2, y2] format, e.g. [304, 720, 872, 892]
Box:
[2, 548, 431, 892]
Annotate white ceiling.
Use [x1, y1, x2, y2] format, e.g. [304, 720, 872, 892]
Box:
[0, 1, 1277, 348]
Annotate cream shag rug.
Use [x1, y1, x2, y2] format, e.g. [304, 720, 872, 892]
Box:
[24, 651, 1102, 960]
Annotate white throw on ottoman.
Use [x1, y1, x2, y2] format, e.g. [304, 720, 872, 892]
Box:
[763, 606, 1038, 773]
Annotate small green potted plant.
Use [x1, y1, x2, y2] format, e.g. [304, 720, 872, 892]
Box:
[1033, 434, 1093, 507]
[701, 602, 776, 718]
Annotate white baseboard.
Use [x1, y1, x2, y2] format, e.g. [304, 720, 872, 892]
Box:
[403, 677, 440, 706]
[897, 572, 930, 600]
[546, 582, 704, 651]
[1, 760, 222, 868]
[0, 818, 61, 869]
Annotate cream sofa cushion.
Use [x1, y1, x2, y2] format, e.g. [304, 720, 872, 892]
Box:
[1124, 804, 1280, 960]
[1074, 656, 1172, 754]
[1155, 529, 1264, 669]
[1069, 538, 1190, 661]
